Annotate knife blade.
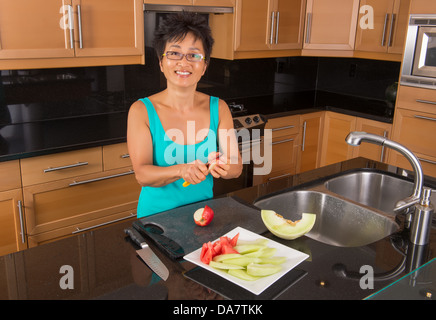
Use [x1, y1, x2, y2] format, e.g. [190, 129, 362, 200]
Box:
[125, 228, 169, 281]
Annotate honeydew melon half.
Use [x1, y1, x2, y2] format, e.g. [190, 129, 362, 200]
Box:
[261, 210, 316, 240]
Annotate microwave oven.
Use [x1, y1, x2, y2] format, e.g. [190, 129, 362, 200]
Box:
[401, 14, 436, 89]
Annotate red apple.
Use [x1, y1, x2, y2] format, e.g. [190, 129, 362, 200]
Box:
[194, 205, 214, 226]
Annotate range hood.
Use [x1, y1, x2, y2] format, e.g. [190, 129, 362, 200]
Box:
[143, 3, 233, 14]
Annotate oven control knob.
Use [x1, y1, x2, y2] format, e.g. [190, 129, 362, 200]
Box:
[253, 115, 260, 123]
[245, 117, 252, 125]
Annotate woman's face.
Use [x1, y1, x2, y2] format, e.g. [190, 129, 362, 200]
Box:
[160, 32, 207, 89]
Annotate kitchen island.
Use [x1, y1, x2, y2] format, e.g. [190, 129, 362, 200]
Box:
[0, 157, 435, 301]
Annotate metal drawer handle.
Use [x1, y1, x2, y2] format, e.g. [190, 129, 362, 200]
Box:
[272, 125, 295, 131]
[69, 170, 134, 186]
[418, 157, 436, 165]
[381, 13, 389, 46]
[416, 99, 436, 106]
[17, 200, 25, 244]
[270, 11, 275, 44]
[67, 5, 74, 49]
[275, 11, 280, 44]
[72, 212, 136, 234]
[414, 115, 436, 122]
[121, 153, 130, 159]
[77, 5, 83, 49]
[305, 13, 312, 43]
[271, 138, 294, 145]
[44, 161, 89, 173]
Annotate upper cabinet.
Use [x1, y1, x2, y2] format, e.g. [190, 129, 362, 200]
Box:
[144, 0, 235, 6]
[354, 0, 410, 55]
[0, 0, 144, 69]
[211, 0, 305, 59]
[234, 0, 306, 51]
[0, 0, 75, 59]
[303, 0, 360, 51]
[71, 0, 144, 57]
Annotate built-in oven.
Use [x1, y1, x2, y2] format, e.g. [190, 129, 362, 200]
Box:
[401, 14, 436, 89]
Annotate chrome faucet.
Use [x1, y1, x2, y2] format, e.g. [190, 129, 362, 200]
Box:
[346, 131, 434, 245]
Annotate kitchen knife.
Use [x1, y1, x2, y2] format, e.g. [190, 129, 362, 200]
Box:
[183, 153, 221, 187]
[125, 227, 169, 281]
[133, 222, 185, 260]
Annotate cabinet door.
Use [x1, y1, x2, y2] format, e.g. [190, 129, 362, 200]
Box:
[320, 112, 356, 166]
[272, 0, 306, 50]
[353, 118, 392, 162]
[71, 0, 143, 57]
[0, 0, 74, 59]
[355, 0, 394, 53]
[234, 0, 271, 51]
[0, 189, 26, 256]
[297, 111, 324, 173]
[387, 0, 411, 54]
[355, 0, 410, 54]
[304, 0, 359, 50]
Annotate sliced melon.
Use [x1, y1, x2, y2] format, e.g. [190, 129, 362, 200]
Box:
[261, 210, 316, 240]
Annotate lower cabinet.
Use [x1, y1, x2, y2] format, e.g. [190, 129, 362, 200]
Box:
[23, 168, 140, 246]
[320, 111, 392, 167]
[0, 189, 26, 256]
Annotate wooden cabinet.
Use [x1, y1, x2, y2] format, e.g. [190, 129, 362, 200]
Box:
[234, 0, 306, 51]
[320, 112, 356, 167]
[303, 0, 359, 51]
[297, 111, 324, 173]
[320, 111, 391, 167]
[70, 0, 143, 58]
[261, 115, 300, 182]
[390, 86, 436, 178]
[211, 0, 305, 59]
[0, 0, 74, 59]
[20, 143, 140, 246]
[0, 0, 144, 69]
[354, 0, 410, 55]
[353, 117, 392, 162]
[0, 161, 26, 256]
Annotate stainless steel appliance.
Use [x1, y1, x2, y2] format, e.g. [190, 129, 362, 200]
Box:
[213, 102, 267, 195]
[401, 14, 436, 89]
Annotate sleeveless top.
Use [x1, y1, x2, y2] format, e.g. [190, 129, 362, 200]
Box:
[136, 96, 219, 218]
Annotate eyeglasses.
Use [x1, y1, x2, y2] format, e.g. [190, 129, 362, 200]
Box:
[162, 51, 205, 62]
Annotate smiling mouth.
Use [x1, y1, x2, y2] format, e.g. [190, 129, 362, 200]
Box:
[175, 71, 191, 76]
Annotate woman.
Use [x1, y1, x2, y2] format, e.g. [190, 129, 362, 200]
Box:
[127, 12, 242, 218]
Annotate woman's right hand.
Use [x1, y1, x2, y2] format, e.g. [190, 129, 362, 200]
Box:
[181, 160, 209, 185]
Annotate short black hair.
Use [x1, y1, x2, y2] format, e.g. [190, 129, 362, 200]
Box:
[153, 12, 214, 63]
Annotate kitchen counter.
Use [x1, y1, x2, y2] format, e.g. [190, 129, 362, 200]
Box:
[1, 158, 435, 301]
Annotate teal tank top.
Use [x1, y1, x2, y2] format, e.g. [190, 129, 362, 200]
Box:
[136, 96, 219, 218]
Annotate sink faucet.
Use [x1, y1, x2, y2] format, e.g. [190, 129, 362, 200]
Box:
[346, 131, 434, 245]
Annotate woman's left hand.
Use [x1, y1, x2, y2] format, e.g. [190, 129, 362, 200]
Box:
[207, 152, 230, 179]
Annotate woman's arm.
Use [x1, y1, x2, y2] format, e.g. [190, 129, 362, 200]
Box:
[127, 101, 209, 187]
[209, 99, 243, 180]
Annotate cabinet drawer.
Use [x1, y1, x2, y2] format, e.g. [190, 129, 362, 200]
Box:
[0, 160, 21, 191]
[103, 143, 131, 171]
[397, 86, 436, 114]
[393, 109, 436, 159]
[27, 210, 136, 248]
[392, 152, 436, 179]
[265, 115, 300, 138]
[23, 168, 140, 235]
[20, 147, 103, 186]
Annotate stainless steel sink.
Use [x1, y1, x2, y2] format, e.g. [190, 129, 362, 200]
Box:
[324, 171, 413, 215]
[254, 190, 399, 247]
[324, 171, 436, 215]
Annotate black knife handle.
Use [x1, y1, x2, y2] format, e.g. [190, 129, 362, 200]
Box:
[133, 223, 185, 260]
[124, 228, 146, 248]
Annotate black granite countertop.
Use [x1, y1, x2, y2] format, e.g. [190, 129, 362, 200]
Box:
[1, 158, 434, 303]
